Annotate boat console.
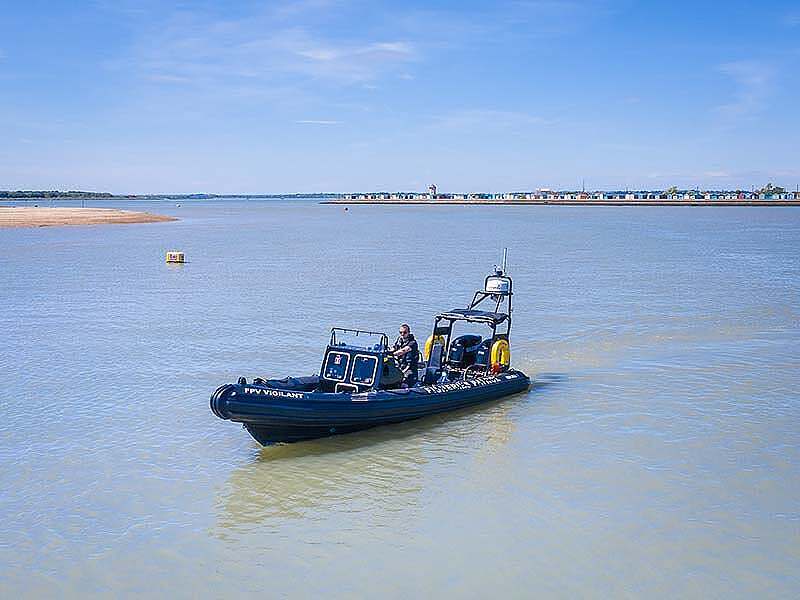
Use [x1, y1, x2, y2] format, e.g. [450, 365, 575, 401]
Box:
[316, 328, 403, 393]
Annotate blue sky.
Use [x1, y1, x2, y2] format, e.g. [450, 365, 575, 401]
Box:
[1, 0, 798, 193]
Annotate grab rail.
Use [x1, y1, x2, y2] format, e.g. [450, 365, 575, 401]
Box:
[330, 327, 389, 349]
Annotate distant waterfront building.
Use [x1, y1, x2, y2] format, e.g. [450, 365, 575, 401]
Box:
[335, 188, 798, 203]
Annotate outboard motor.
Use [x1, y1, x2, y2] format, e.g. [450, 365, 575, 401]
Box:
[474, 338, 493, 368]
[448, 335, 482, 367]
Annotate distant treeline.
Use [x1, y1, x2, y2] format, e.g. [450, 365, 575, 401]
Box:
[0, 190, 114, 198]
[1, 191, 341, 199]
[208, 193, 341, 199]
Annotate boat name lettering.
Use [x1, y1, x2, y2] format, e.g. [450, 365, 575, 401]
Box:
[244, 387, 305, 399]
[423, 375, 510, 394]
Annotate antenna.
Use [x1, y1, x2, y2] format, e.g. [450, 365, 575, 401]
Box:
[501, 248, 508, 274]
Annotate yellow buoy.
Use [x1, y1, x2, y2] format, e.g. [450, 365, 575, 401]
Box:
[165, 251, 185, 263]
[490, 339, 510, 368]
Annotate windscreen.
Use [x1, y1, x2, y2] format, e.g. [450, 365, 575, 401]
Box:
[351, 355, 378, 385]
[323, 351, 349, 381]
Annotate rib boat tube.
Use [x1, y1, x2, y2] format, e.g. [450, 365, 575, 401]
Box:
[211, 251, 531, 445]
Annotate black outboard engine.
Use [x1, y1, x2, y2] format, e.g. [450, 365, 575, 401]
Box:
[448, 335, 482, 367]
[474, 338, 493, 368]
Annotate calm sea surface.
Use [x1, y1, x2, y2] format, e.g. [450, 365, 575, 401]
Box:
[1, 199, 799, 598]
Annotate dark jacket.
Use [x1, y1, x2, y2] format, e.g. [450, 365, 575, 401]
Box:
[393, 333, 420, 372]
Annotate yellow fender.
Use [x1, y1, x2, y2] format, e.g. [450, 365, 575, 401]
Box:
[424, 335, 445, 360]
[490, 339, 511, 368]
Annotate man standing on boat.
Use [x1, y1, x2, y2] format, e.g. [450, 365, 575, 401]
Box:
[389, 323, 420, 387]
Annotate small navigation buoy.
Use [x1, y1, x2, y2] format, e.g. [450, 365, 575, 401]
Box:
[166, 251, 185, 263]
[344, 207, 349, 212]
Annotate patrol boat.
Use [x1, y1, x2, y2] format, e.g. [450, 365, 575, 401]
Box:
[210, 252, 530, 445]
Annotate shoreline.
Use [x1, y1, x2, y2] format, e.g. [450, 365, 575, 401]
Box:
[0, 207, 178, 228]
[322, 199, 800, 207]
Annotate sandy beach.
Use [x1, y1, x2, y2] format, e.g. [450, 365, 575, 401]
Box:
[0, 207, 177, 228]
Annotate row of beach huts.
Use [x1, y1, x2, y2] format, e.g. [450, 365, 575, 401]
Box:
[340, 190, 800, 202]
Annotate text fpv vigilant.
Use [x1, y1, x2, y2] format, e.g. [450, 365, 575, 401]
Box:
[210, 250, 530, 444]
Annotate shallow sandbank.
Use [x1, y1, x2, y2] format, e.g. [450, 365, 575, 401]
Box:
[0, 207, 177, 228]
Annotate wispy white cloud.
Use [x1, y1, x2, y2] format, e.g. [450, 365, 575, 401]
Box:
[715, 60, 774, 121]
[368, 42, 413, 55]
[103, 0, 612, 123]
[127, 9, 416, 91]
[295, 119, 341, 125]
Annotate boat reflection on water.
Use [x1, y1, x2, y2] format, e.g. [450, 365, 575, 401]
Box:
[214, 390, 530, 535]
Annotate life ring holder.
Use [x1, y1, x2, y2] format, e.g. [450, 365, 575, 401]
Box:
[490, 339, 511, 370]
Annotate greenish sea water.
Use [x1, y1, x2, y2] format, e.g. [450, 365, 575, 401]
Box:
[1, 199, 798, 597]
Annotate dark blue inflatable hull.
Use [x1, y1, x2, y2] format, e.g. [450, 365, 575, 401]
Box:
[211, 370, 530, 444]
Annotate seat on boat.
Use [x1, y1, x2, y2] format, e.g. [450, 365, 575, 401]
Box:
[448, 335, 482, 368]
[380, 358, 403, 389]
[255, 375, 320, 391]
[318, 378, 338, 393]
[423, 342, 445, 384]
